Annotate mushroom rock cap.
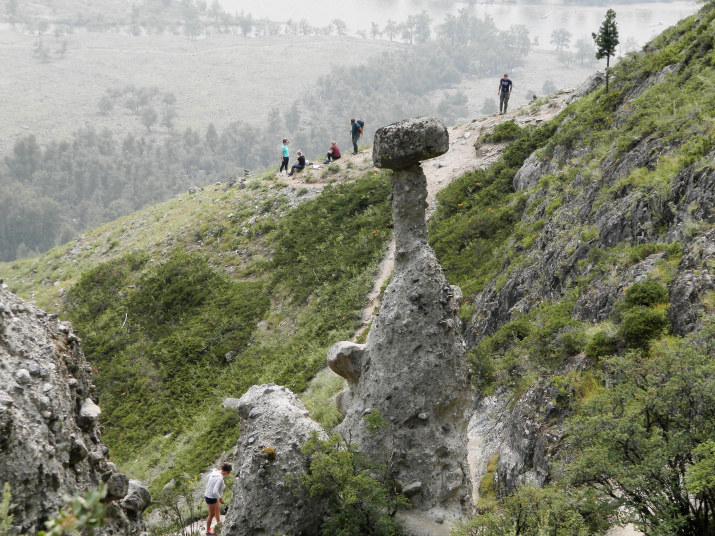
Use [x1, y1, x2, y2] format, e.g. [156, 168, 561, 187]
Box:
[372, 117, 449, 170]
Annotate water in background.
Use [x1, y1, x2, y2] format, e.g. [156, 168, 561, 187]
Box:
[219, 0, 697, 49]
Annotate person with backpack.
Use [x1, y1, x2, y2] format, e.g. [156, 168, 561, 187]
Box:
[350, 119, 363, 155]
[288, 150, 306, 176]
[497, 74, 513, 114]
[205, 462, 232, 535]
[280, 139, 290, 174]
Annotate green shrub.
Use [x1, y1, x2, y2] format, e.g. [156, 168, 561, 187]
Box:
[452, 485, 599, 536]
[624, 280, 669, 309]
[430, 121, 558, 296]
[296, 432, 408, 536]
[585, 331, 617, 360]
[480, 120, 524, 143]
[618, 306, 668, 350]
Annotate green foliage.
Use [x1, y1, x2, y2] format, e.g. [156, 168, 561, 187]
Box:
[39, 485, 107, 536]
[566, 319, 715, 535]
[477, 454, 499, 508]
[618, 305, 668, 351]
[623, 280, 669, 309]
[430, 121, 558, 297]
[452, 485, 599, 536]
[67, 252, 268, 463]
[479, 120, 524, 143]
[364, 410, 389, 437]
[0, 483, 14, 536]
[297, 432, 408, 536]
[592, 9, 619, 90]
[299, 369, 346, 431]
[585, 331, 616, 360]
[467, 295, 587, 393]
[65, 251, 149, 325]
[271, 173, 391, 304]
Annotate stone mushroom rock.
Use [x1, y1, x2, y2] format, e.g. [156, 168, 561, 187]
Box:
[373, 117, 449, 170]
[0, 286, 150, 535]
[332, 117, 474, 520]
[223, 384, 327, 536]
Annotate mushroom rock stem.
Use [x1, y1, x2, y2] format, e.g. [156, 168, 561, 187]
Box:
[391, 164, 429, 256]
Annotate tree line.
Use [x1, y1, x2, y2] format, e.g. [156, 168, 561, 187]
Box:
[0, 7, 536, 262]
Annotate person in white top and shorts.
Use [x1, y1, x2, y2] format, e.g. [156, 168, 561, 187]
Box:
[204, 462, 232, 535]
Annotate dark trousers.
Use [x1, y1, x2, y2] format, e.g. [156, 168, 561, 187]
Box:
[280, 156, 289, 172]
[327, 153, 341, 161]
[352, 134, 360, 154]
[288, 164, 304, 175]
[500, 92, 510, 113]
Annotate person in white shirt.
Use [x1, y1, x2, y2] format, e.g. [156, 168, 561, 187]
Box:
[204, 462, 232, 535]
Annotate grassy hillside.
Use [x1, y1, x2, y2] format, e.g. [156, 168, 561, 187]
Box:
[1, 165, 391, 494]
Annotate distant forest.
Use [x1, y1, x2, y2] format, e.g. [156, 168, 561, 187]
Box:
[1, 4, 540, 261]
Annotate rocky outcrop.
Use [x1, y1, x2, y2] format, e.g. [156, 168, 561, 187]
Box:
[223, 384, 327, 536]
[565, 70, 606, 104]
[465, 64, 715, 493]
[668, 229, 715, 335]
[495, 354, 591, 495]
[0, 284, 150, 535]
[330, 117, 474, 519]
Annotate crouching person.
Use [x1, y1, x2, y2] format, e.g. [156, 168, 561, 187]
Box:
[323, 141, 341, 163]
[205, 462, 232, 535]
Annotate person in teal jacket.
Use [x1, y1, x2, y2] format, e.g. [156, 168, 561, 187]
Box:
[280, 139, 290, 174]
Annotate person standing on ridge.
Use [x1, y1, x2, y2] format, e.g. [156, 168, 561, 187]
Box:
[280, 138, 290, 175]
[498, 74, 513, 114]
[350, 118, 362, 155]
[204, 462, 232, 535]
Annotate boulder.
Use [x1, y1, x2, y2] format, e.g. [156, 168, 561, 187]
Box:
[373, 117, 449, 170]
[327, 341, 365, 386]
[223, 384, 327, 536]
[122, 480, 152, 513]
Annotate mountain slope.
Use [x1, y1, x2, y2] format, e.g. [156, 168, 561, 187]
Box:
[430, 5, 715, 533]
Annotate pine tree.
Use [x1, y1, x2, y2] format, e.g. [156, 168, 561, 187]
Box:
[592, 9, 619, 92]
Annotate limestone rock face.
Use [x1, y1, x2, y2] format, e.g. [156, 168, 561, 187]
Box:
[0, 285, 150, 535]
[332, 117, 474, 518]
[223, 384, 327, 536]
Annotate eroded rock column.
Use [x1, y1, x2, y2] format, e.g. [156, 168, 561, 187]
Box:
[330, 117, 474, 518]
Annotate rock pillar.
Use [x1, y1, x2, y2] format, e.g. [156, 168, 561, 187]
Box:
[330, 117, 474, 518]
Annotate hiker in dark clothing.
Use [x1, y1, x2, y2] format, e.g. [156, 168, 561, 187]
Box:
[498, 74, 513, 114]
[324, 141, 341, 163]
[350, 119, 362, 154]
[288, 150, 306, 176]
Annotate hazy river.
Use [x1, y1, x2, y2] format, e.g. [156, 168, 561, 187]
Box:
[219, 0, 697, 49]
